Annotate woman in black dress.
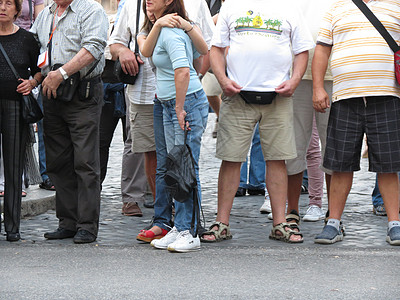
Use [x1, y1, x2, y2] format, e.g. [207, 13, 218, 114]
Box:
[0, 0, 42, 241]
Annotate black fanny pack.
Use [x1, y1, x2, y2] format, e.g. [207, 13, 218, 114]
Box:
[239, 91, 277, 105]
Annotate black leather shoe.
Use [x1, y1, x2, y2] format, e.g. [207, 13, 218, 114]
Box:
[39, 178, 56, 191]
[235, 187, 246, 197]
[44, 228, 76, 239]
[6, 232, 21, 242]
[247, 188, 265, 196]
[73, 229, 96, 244]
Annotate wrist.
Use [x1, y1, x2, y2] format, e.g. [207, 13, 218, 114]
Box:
[58, 67, 69, 80]
[184, 22, 194, 33]
[30, 78, 38, 88]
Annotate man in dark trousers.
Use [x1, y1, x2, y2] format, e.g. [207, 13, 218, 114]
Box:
[31, 0, 108, 244]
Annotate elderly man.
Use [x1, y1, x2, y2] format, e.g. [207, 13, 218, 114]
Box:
[200, 0, 314, 243]
[313, 0, 400, 245]
[31, 0, 108, 243]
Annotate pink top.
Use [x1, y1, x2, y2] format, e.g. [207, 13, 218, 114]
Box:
[14, 0, 44, 30]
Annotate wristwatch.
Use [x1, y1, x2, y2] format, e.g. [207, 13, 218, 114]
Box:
[58, 67, 69, 80]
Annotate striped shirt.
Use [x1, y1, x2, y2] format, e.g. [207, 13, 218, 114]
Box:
[109, 0, 156, 105]
[30, 0, 108, 79]
[317, 0, 400, 102]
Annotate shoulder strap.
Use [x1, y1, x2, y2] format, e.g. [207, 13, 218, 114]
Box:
[133, 0, 141, 54]
[28, 0, 33, 28]
[352, 0, 400, 52]
[0, 42, 21, 80]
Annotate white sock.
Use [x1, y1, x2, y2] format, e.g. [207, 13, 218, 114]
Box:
[388, 221, 400, 230]
[326, 219, 340, 231]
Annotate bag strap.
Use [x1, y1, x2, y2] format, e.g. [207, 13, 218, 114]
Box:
[352, 0, 400, 53]
[28, 0, 33, 28]
[133, 0, 141, 54]
[0, 42, 21, 81]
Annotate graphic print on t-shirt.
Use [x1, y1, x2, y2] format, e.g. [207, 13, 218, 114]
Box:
[234, 10, 283, 39]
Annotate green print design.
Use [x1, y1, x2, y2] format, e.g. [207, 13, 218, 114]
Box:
[235, 10, 283, 36]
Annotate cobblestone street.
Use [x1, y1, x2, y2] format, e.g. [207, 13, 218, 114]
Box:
[9, 113, 393, 248]
[1, 113, 400, 300]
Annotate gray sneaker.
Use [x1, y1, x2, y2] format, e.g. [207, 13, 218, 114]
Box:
[386, 226, 400, 246]
[314, 225, 344, 244]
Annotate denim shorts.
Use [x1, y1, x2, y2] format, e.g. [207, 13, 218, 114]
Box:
[323, 96, 400, 173]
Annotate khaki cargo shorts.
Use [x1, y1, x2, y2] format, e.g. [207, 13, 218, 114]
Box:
[216, 93, 296, 162]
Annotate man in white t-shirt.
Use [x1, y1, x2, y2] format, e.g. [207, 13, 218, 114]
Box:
[313, 0, 400, 245]
[200, 0, 314, 243]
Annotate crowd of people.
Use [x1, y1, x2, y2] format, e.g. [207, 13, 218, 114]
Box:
[1, 0, 400, 250]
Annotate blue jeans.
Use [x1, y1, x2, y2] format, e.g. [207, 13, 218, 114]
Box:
[161, 89, 209, 232]
[36, 92, 49, 181]
[153, 99, 173, 231]
[239, 124, 265, 190]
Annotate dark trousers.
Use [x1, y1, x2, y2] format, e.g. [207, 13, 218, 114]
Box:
[43, 83, 103, 236]
[99, 98, 126, 183]
[0, 99, 27, 234]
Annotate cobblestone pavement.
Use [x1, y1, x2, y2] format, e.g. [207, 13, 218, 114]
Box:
[1, 113, 396, 249]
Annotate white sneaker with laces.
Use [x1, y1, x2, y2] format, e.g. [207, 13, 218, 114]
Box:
[302, 205, 325, 222]
[167, 230, 200, 253]
[259, 193, 272, 214]
[151, 227, 179, 249]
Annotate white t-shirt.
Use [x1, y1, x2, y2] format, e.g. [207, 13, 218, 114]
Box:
[211, 0, 314, 92]
[109, 0, 156, 105]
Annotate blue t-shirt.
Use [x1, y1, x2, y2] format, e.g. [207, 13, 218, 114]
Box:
[152, 27, 202, 101]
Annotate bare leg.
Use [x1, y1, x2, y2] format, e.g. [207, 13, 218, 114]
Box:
[201, 160, 241, 241]
[287, 172, 303, 213]
[325, 173, 331, 202]
[267, 160, 289, 226]
[378, 173, 400, 222]
[328, 172, 353, 220]
[268, 160, 301, 242]
[207, 95, 221, 117]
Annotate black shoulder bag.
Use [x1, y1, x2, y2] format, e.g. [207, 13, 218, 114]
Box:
[47, 13, 100, 102]
[352, 0, 400, 85]
[0, 42, 43, 124]
[113, 0, 141, 85]
[164, 127, 201, 237]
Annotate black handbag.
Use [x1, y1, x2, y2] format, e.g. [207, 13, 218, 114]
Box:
[21, 94, 44, 124]
[113, 0, 141, 85]
[0, 42, 43, 124]
[239, 91, 277, 105]
[164, 135, 197, 203]
[164, 127, 201, 236]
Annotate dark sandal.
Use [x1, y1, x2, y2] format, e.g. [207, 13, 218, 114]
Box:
[200, 221, 232, 243]
[286, 209, 300, 224]
[269, 222, 303, 243]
